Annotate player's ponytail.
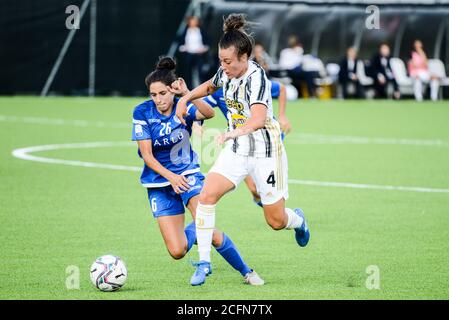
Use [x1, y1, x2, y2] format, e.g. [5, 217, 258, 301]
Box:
[156, 57, 176, 71]
[145, 56, 178, 89]
[219, 13, 253, 58]
[223, 13, 246, 33]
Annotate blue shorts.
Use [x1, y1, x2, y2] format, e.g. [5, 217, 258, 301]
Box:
[146, 172, 204, 218]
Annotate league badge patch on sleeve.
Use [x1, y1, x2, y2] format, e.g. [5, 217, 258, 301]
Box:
[135, 124, 143, 137]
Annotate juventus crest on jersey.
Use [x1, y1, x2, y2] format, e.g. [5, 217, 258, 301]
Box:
[211, 60, 283, 158]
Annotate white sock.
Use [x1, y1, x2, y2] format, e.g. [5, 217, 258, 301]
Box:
[196, 202, 216, 262]
[285, 207, 303, 230]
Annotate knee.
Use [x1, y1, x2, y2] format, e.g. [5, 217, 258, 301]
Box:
[199, 190, 218, 205]
[168, 247, 186, 260]
[211, 230, 223, 247]
[266, 217, 286, 231]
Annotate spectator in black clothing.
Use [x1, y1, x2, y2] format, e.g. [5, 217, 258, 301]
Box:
[370, 43, 400, 99]
[178, 16, 209, 88]
[339, 47, 364, 99]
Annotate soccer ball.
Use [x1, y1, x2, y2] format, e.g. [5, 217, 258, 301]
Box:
[90, 255, 127, 292]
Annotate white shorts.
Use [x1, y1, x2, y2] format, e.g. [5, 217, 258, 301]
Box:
[209, 145, 289, 205]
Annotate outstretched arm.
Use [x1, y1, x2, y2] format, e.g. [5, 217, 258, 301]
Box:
[169, 78, 215, 120]
[176, 79, 219, 125]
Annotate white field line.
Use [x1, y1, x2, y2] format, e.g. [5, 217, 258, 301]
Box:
[289, 179, 449, 194]
[1, 114, 448, 147]
[12, 141, 141, 172]
[10, 142, 449, 194]
[288, 133, 449, 147]
[0, 114, 129, 129]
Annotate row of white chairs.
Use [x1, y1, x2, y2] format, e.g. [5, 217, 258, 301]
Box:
[321, 58, 449, 98]
[271, 56, 449, 99]
[389, 58, 449, 97]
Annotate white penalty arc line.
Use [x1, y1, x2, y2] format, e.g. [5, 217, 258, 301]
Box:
[10, 142, 449, 194]
[12, 141, 141, 172]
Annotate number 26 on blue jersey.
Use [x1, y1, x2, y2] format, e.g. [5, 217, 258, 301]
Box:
[159, 123, 172, 137]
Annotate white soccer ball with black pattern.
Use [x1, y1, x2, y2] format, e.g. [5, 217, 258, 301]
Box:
[90, 255, 127, 292]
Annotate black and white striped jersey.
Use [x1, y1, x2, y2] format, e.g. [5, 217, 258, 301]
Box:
[211, 60, 283, 158]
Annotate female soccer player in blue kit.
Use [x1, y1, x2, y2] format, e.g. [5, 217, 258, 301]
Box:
[131, 57, 264, 286]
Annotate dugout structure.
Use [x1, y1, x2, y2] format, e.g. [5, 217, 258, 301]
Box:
[1, 0, 448, 96]
[196, 0, 449, 73]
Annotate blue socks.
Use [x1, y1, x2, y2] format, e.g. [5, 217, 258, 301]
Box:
[185, 223, 251, 276]
[215, 233, 252, 276]
[184, 222, 196, 252]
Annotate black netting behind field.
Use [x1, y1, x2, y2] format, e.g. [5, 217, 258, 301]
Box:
[0, 0, 189, 96]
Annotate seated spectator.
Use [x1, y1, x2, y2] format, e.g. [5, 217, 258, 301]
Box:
[279, 35, 318, 98]
[408, 39, 439, 101]
[251, 42, 299, 101]
[253, 43, 276, 73]
[338, 47, 364, 99]
[371, 43, 400, 99]
[279, 35, 303, 70]
[178, 16, 209, 88]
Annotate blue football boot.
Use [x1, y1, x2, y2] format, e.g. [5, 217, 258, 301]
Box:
[190, 260, 212, 286]
[294, 208, 310, 247]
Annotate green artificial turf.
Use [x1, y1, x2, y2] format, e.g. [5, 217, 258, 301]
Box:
[0, 96, 448, 299]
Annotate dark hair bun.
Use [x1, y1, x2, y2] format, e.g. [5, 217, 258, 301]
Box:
[156, 56, 176, 71]
[223, 13, 247, 33]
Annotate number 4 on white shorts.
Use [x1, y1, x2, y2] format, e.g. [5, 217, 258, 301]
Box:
[266, 171, 276, 187]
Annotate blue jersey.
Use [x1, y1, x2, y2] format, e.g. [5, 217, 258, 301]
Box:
[204, 80, 281, 118]
[132, 98, 200, 188]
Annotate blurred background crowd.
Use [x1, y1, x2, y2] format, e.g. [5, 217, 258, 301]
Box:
[2, 0, 449, 100]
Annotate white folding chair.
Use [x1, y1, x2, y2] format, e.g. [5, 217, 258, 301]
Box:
[326, 63, 340, 83]
[356, 60, 374, 86]
[428, 59, 449, 84]
[390, 57, 415, 96]
[428, 59, 449, 99]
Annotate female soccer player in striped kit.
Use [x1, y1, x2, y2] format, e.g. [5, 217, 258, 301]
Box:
[176, 14, 311, 286]
[197, 79, 291, 208]
[132, 56, 264, 286]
